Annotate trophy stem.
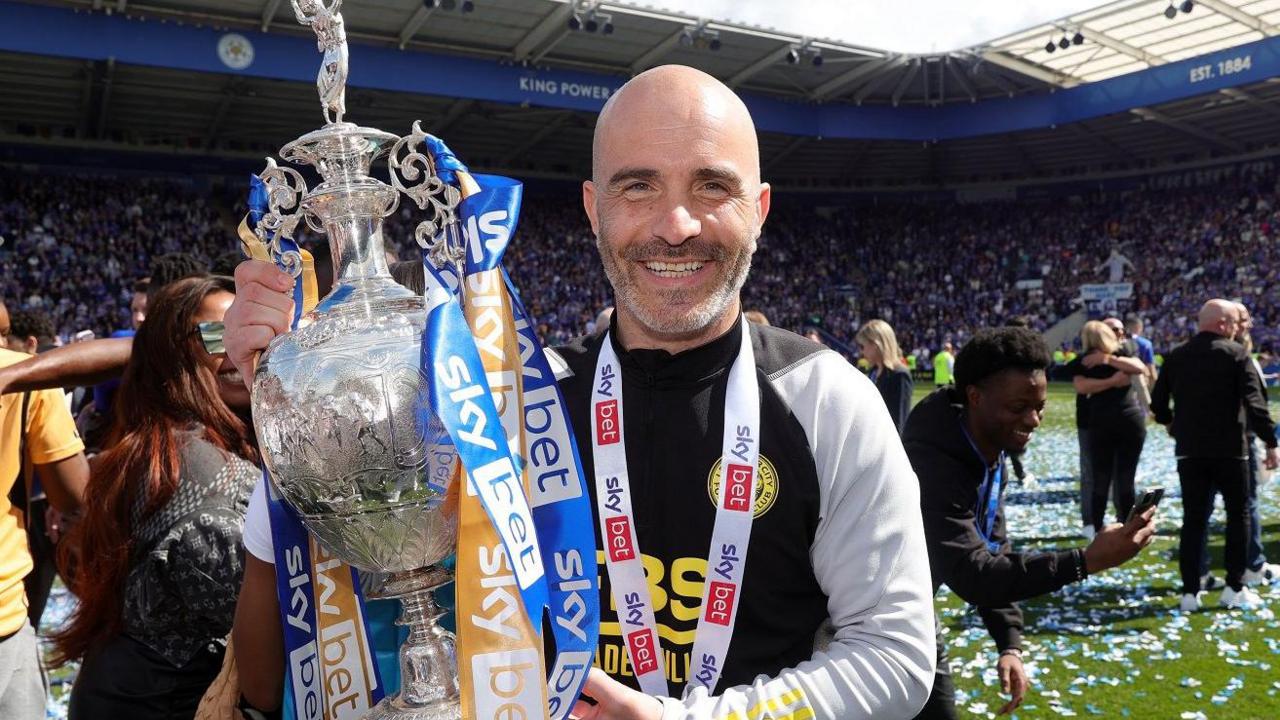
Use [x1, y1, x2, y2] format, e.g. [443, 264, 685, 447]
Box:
[367, 570, 461, 720]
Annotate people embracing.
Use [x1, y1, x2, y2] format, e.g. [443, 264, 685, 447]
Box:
[225, 65, 937, 719]
[1066, 319, 1148, 535]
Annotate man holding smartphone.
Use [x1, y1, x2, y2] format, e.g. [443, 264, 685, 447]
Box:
[904, 326, 1158, 719]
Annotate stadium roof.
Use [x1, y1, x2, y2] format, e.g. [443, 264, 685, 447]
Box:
[4, 0, 1280, 188]
[988, 0, 1280, 84]
[59, 0, 1275, 106]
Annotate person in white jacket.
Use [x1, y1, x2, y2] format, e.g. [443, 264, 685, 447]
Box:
[224, 63, 936, 720]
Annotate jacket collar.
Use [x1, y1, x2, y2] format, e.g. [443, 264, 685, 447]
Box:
[601, 313, 744, 387]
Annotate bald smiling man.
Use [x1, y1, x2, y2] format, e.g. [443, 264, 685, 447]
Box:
[224, 65, 935, 719]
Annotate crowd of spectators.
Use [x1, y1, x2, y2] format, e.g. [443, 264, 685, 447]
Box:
[743, 158, 1280, 361]
[0, 172, 238, 341]
[3, 159, 1280, 360]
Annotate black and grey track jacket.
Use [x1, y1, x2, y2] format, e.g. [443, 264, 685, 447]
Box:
[551, 317, 936, 720]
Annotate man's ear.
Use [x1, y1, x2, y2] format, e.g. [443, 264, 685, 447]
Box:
[964, 383, 981, 410]
[756, 182, 772, 230]
[582, 181, 600, 236]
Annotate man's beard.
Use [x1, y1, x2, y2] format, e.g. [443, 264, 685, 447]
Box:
[596, 224, 755, 339]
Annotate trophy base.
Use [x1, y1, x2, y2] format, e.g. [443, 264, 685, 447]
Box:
[365, 696, 460, 720]
[366, 567, 461, 720]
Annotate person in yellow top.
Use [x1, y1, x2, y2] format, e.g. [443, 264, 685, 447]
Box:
[933, 341, 955, 387]
[0, 302, 88, 719]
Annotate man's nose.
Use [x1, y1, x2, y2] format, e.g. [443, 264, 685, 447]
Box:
[652, 202, 701, 246]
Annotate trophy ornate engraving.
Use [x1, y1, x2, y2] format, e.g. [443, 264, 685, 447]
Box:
[251, 2, 463, 717]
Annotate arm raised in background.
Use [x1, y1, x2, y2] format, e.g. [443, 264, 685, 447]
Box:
[1081, 352, 1144, 374]
[1072, 371, 1131, 396]
[0, 337, 132, 395]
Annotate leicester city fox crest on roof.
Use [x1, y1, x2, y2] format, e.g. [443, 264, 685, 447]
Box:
[216, 33, 254, 71]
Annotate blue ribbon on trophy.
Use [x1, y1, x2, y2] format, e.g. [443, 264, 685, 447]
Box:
[416, 135, 599, 719]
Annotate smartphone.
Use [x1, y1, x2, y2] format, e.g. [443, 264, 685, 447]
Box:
[1127, 487, 1165, 522]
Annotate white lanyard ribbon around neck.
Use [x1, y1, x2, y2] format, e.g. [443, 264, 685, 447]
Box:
[590, 317, 761, 697]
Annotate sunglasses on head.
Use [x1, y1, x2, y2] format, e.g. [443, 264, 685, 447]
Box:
[198, 321, 226, 355]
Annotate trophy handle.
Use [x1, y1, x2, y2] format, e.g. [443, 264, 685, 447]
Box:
[388, 121, 464, 269]
[256, 158, 312, 278]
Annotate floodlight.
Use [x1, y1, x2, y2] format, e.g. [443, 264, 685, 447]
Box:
[1045, 41, 1056, 53]
[1180, 0, 1194, 12]
[786, 47, 800, 63]
[812, 52, 824, 67]
[461, 0, 474, 12]
[1165, 3, 1178, 19]
[1072, 31, 1084, 45]
[568, 15, 581, 30]
[602, 20, 614, 35]
[709, 37, 722, 51]
[422, 0, 437, 7]
[585, 18, 598, 32]
[1058, 36, 1070, 49]
[679, 27, 695, 47]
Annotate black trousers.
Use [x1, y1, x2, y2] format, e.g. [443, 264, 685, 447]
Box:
[1178, 457, 1250, 593]
[69, 634, 223, 720]
[1199, 438, 1267, 576]
[1088, 417, 1145, 531]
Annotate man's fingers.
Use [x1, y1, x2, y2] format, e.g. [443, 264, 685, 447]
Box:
[582, 667, 619, 700]
[573, 669, 615, 720]
[1124, 507, 1155, 530]
[235, 259, 294, 293]
[569, 700, 598, 720]
[1135, 524, 1157, 546]
[999, 663, 1010, 693]
[235, 278, 294, 316]
[227, 325, 278, 388]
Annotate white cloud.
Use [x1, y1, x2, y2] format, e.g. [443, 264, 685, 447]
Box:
[656, 0, 1106, 53]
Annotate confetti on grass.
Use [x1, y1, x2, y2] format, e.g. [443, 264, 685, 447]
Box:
[938, 392, 1280, 717]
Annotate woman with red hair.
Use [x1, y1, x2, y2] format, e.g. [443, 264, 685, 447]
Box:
[50, 275, 258, 718]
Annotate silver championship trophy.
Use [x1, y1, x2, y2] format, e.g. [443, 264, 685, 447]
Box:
[250, 1, 463, 718]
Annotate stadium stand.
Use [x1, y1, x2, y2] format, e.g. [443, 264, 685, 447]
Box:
[4, 157, 1279, 360]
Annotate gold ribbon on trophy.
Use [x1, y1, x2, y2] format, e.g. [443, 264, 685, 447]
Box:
[452, 169, 552, 720]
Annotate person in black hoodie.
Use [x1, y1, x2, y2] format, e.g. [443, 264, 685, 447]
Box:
[903, 327, 1158, 719]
